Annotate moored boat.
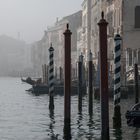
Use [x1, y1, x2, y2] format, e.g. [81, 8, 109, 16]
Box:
[125, 103, 140, 126]
[27, 84, 81, 96]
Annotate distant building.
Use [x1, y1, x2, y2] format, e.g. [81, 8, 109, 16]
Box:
[47, 10, 82, 68]
[0, 35, 32, 76]
[31, 31, 48, 76]
[31, 10, 82, 77]
[81, 0, 92, 62]
[77, 26, 83, 57]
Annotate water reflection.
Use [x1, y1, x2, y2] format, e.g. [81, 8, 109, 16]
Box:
[113, 128, 122, 140]
[77, 112, 83, 139]
[63, 121, 71, 140]
[1, 78, 140, 140]
[48, 109, 59, 140]
[132, 128, 139, 140]
[87, 115, 94, 140]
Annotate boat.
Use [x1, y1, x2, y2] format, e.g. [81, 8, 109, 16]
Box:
[26, 84, 81, 96]
[125, 103, 140, 126]
[22, 77, 86, 95]
[21, 77, 41, 86]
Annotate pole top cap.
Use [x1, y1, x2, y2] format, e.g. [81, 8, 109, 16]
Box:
[98, 11, 108, 26]
[88, 50, 93, 61]
[49, 43, 54, 52]
[79, 52, 84, 62]
[63, 23, 72, 35]
[114, 34, 122, 41]
[101, 11, 104, 19]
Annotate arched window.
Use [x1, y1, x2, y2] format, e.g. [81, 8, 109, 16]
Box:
[135, 6, 140, 28]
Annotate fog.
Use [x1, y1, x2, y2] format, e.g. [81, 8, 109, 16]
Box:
[0, 0, 82, 43]
[0, 0, 82, 76]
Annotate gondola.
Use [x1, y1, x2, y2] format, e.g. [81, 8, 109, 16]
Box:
[125, 103, 140, 126]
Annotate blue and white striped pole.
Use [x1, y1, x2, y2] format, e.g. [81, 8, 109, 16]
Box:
[49, 43, 54, 110]
[113, 34, 122, 128]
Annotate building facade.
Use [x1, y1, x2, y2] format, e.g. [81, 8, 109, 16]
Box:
[81, 0, 140, 73]
[31, 11, 82, 77]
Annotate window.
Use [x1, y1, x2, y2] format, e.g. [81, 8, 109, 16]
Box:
[129, 49, 132, 66]
[135, 6, 140, 28]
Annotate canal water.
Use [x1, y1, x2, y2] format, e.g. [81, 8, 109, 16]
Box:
[0, 77, 139, 140]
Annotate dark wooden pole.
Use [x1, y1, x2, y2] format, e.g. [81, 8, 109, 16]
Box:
[88, 50, 93, 115]
[134, 59, 139, 104]
[63, 23, 72, 125]
[78, 53, 84, 112]
[98, 12, 110, 140]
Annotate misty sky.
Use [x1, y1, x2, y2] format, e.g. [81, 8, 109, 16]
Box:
[0, 0, 82, 43]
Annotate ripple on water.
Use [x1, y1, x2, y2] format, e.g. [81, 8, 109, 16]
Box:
[0, 78, 140, 140]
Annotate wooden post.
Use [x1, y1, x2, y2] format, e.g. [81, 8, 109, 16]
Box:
[63, 24, 72, 127]
[78, 53, 84, 112]
[98, 12, 110, 140]
[88, 50, 93, 115]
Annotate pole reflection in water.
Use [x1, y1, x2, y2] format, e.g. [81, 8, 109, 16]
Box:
[132, 128, 139, 140]
[63, 121, 71, 140]
[77, 112, 83, 138]
[77, 112, 83, 128]
[1, 78, 140, 140]
[87, 115, 94, 140]
[49, 110, 58, 140]
[113, 128, 122, 140]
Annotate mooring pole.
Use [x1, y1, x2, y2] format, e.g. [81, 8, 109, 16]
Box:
[88, 50, 93, 115]
[134, 57, 139, 104]
[63, 24, 72, 137]
[78, 53, 84, 112]
[98, 12, 109, 140]
[113, 34, 122, 128]
[49, 43, 54, 110]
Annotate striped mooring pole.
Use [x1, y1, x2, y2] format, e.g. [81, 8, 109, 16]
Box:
[113, 34, 122, 128]
[78, 53, 84, 113]
[49, 43, 55, 110]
